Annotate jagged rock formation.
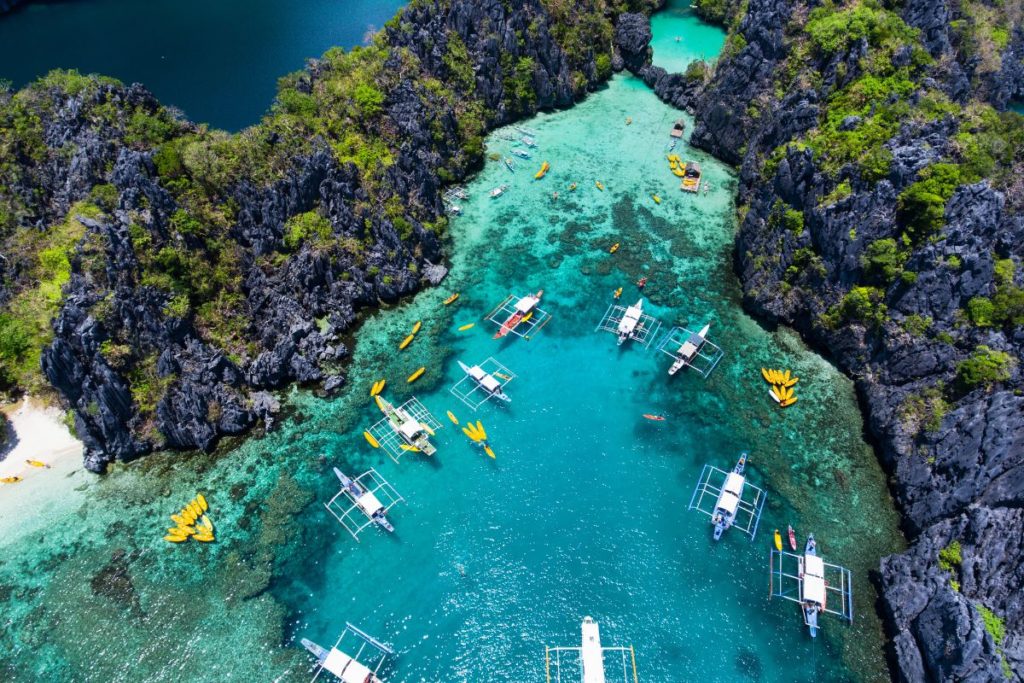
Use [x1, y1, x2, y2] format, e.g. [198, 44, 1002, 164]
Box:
[0, 0, 623, 471]
[662, 0, 1024, 679]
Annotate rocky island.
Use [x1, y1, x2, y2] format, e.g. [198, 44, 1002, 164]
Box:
[0, 0, 1021, 681]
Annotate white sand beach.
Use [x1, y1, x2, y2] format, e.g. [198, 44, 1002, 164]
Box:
[0, 397, 89, 543]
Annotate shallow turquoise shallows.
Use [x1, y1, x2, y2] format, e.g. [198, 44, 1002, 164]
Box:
[0, 73, 902, 682]
[649, 0, 726, 74]
[0, 0, 405, 130]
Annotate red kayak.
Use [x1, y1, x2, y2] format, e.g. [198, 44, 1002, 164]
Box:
[493, 311, 523, 339]
[636, 277, 648, 288]
[787, 524, 797, 551]
[642, 414, 665, 421]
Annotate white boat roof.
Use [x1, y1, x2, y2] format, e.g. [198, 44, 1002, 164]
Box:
[803, 554, 826, 604]
[322, 648, 374, 683]
[714, 472, 745, 515]
[805, 554, 825, 578]
[581, 618, 606, 683]
[723, 472, 745, 497]
[356, 491, 384, 515]
[398, 418, 422, 438]
[515, 296, 539, 313]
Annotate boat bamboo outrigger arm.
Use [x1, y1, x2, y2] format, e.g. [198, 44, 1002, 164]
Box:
[324, 467, 405, 541]
[687, 452, 767, 541]
[367, 396, 443, 463]
[654, 325, 724, 378]
[450, 356, 516, 411]
[302, 622, 394, 683]
[594, 298, 663, 349]
[768, 542, 854, 639]
[545, 617, 639, 683]
[485, 292, 552, 341]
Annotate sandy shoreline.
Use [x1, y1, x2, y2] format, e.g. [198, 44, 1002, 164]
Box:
[0, 397, 89, 544]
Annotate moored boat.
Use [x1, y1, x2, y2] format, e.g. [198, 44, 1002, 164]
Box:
[334, 468, 395, 533]
[494, 290, 542, 339]
[711, 452, 749, 540]
[668, 323, 710, 375]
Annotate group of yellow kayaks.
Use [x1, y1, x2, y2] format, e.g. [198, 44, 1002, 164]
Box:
[1, 459, 51, 484]
[455, 414, 495, 459]
[761, 368, 799, 408]
[667, 154, 686, 178]
[164, 493, 215, 543]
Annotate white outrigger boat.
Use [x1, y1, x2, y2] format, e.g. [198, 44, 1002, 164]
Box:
[595, 296, 662, 349]
[769, 532, 854, 638]
[521, 135, 537, 147]
[546, 616, 638, 683]
[617, 299, 645, 345]
[365, 396, 443, 463]
[450, 357, 515, 410]
[688, 452, 766, 541]
[655, 324, 724, 378]
[486, 290, 552, 340]
[489, 184, 509, 198]
[711, 453, 748, 540]
[668, 323, 709, 374]
[302, 622, 393, 683]
[511, 147, 531, 159]
[324, 467, 404, 540]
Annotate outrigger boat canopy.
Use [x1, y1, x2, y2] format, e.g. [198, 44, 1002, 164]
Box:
[687, 452, 766, 541]
[324, 467, 405, 542]
[595, 298, 663, 349]
[546, 617, 639, 683]
[450, 356, 516, 411]
[367, 397, 443, 463]
[485, 291, 552, 341]
[302, 622, 393, 683]
[655, 325, 724, 378]
[769, 536, 854, 639]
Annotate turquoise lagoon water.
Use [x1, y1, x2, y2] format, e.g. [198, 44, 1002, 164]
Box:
[0, 75, 903, 682]
[649, 0, 726, 74]
[0, 0, 405, 129]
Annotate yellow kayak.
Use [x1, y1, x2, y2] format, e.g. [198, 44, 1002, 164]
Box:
[190, 501, 203, 518]
[521, 311, 533, 323]
[672, 167, 685, 177]
[771, 385, 786, 402]
[783, 369, 791, 383]
[760, 367, 772, 383]
[784, 377, 799, 388]
[170, 514, 186, 525]
[193, 534, 215, 543]
[774, 529, 783, 551]
[652, 194, 661, 204]
[595, 181, 605, 191]
[399, 444, 421, 452]
[484, 445, 496, 459]
[609, 243, 619, 254]
[370, 379, 386, 396]
[475, 421, 487, 440]
[25, 459, 49, 468]
[374, 395, 385, 410]
[364, 431, 380, 448]
[447, 410, 459, 425]
[535, 161, 550, 179]
[171, 526, 196, 536]
[164, 534, 187, 543]
[181, 509, 196, 525]
[407, 367, 425, 383]
[613, 287, 622, 298]
[412, 321, 422, 334]
[444, 293, 460, 305]
[458, 323, 474, 331]
[1, 476, 22, 484]
[196, 493, 208, 512]
[420, 421, 436, 436]
[399, 334, 415, 350]
[780, 397, 798, 408]
[462, 425, 483, 442]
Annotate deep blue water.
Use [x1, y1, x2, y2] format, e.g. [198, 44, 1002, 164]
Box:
[0, 0, 405, 129]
